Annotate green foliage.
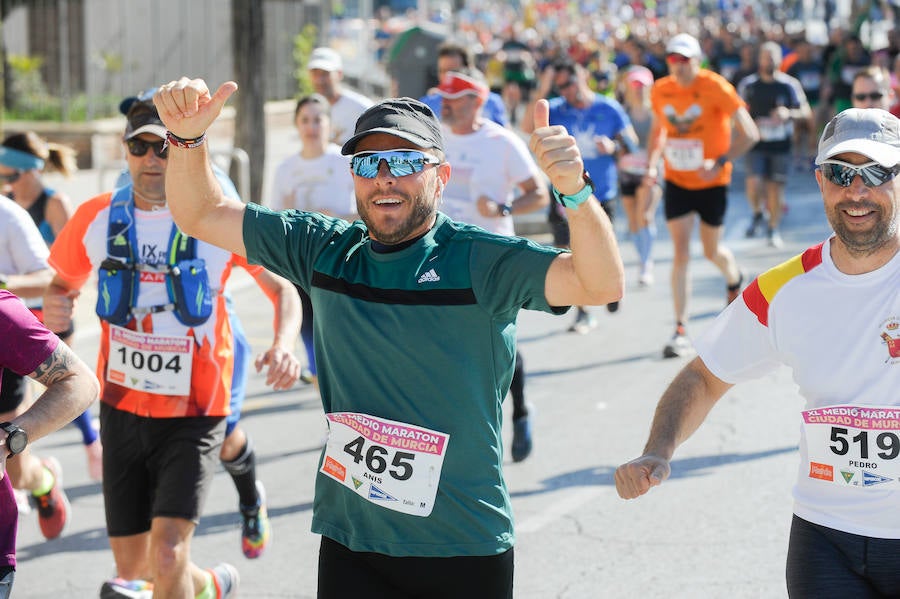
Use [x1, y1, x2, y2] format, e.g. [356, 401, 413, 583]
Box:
[3, 52, 119, 121]
[292, 23, 319, 97]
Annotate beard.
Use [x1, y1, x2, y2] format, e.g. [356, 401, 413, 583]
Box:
[826, 201, 898, 256]
[358, 186, 437, 245]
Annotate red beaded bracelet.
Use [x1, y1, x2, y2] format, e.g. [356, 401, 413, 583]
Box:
[165, 131, 206, 149]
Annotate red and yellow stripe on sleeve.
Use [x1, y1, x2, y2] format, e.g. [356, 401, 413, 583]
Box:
[741, 242, 825, 327]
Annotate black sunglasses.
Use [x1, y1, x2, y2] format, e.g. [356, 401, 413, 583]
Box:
[126, 138, 168, 159]
[852, 91, 885, 102]
[0, 171, 22, 184]
[820, 159, 900, 187]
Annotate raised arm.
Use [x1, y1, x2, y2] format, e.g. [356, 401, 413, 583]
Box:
[153, 78, 247, 256]
[529, 99, 624, 308]
[614, 357, 733, 499]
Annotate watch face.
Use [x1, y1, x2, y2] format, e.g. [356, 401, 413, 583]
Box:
[7, 430, 25, 454]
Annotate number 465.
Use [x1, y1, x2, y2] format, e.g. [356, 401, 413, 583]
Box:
[343, 436, 415, 481]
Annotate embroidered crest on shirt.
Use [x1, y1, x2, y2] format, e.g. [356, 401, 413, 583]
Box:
[880, 318, 900, 364]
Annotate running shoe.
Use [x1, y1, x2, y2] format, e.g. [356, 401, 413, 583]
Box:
[606, 301, 620, 313]
[511, 414, 533, 463]
[638, 262, 654, 287]
[767, 228, 784, 249]
[567, 310, 597, 335]
[662, 325, 694, 359]
[33, 457, 69, 540]
[726, 269, 747, 306]
[745, 212, 765, 238]
[99, 578, 153, 599]
[85, 439, 103, 482]
[240, 480, 270, 559]
[209, 562, 240, 598]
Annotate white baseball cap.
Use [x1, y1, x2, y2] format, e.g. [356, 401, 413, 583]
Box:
[665, 33, 702, 59]
[816, 108, 900, 167]
[308, 47, 342, 72]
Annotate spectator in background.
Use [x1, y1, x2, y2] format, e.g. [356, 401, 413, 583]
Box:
[786, 38, 824, 166]
[737, 41, 811, 248]
[307, 47, 374, 146]
[729, 41, 759, 88]
[0, 131, 103, 482]
[523, 57, 638, 332]
[271, 93, 357, 388]
[0, 289, 99, 598]
[710, 29, 744, 84]
[0, 198, 72, 542]
[434, 69, 550, 462]
[646, 32, 759, 358]
[850, 65, 900, 119]
[822, 34, 871, 116]
[618, 66, 661, 286]
[420, 41, 509, 128]
[43, 93, 301, 597]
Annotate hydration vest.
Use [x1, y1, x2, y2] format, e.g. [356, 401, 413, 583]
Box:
[95, 185, 213, 327]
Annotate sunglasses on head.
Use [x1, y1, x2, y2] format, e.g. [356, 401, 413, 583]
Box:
[126, 138, 168, 159]
[666, 53, 691, 64]
[852, 91, 885, 102]
[820, 159, 900, 187]
[0, 171, 22, 184]
[350, 149, 440, 179]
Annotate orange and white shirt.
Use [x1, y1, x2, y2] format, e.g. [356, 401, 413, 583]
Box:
[650, 69, 745, 190]
[49, 192, 262, 418]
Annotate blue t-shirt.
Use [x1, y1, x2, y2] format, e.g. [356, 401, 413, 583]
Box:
[548, 94, 631, 202]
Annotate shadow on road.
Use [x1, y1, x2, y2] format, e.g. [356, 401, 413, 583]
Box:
[511, 445, 798, 498]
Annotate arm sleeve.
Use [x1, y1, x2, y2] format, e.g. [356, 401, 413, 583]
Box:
[0, 290, 58, 375]
[3, 205, 49, 274]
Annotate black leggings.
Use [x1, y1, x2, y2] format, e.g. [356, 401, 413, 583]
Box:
[317, 536, 514, 599]
[786, 515, 900, 598]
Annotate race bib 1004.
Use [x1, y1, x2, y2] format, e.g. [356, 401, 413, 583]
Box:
[107, 325, 194, 396]
[803, 404, 900, 490]
[320, 412, 450, 517]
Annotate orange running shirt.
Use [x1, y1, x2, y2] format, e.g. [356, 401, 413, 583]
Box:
[49, 192, 262, 418]
[650, 69, 745, 190]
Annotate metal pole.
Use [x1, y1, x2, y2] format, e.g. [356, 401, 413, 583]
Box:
[58, 0, 70, 121]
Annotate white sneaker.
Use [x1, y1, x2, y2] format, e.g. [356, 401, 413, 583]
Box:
[767, 228, 784, 249]
[663, 328, 695, 359]
[638, 262, 654, 286]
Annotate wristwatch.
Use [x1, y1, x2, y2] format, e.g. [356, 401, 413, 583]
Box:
[497, 202, 513, 217]
[0, 422, 27, 457]
[551, 171, 595, 209]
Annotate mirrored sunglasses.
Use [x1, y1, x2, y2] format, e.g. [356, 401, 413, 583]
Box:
[350, 149, 440, 179]
[0, 170, 22, 184]
[126, 138, 168, 159]
[820, 159, 900, 188]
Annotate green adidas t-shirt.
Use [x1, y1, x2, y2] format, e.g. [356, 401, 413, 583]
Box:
[244, 205, 566, 557]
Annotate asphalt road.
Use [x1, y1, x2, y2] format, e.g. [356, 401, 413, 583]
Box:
[12, 140, 833, 597]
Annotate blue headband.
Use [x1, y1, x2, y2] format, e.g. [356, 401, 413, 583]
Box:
[0, 146, 44, 171]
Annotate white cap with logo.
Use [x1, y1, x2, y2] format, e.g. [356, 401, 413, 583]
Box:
[816, 108, 900, 167]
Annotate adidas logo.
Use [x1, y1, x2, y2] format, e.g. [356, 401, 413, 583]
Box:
[417, 269, 440, 283]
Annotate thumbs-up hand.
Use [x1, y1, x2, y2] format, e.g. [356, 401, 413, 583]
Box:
[528, 99, 586, 196]
[153, 77, 239, 140]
